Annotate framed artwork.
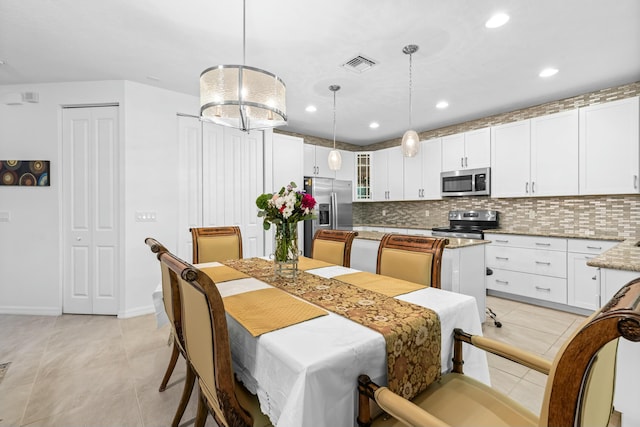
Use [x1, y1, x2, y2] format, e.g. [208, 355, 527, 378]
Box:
[0, 160, 50, 186]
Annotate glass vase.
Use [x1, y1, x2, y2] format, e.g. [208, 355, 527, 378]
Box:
[273, 222, 299, 279]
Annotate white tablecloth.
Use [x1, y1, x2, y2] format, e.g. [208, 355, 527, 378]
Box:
[153, 262, 490, 427]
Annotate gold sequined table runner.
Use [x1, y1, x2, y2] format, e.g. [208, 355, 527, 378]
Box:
[223, 257, 441, 399]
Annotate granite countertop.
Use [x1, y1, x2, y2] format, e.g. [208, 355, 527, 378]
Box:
[587, 239, 640, 272]
[483, 228, 623, 242]
[354, 230, 489, 249]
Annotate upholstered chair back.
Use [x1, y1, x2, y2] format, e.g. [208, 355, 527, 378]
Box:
[311, 229, 358, 267]
[191, 226, 243, 264]
[376, 234, 448, 288]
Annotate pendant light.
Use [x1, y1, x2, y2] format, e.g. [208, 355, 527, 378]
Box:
[327, 85, 342, 171]
[200, 0, 286, 131]
[401, 44, 420, 157]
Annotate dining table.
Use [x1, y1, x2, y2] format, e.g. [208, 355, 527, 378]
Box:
[152, 257, 490, 427]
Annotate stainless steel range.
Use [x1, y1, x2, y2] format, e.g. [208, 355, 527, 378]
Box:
[432, 210, 499, 240]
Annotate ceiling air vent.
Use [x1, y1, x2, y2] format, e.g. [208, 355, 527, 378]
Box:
[341, 54, 378, 73]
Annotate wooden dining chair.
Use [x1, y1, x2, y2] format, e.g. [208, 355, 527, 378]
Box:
[145, 237, 195, 427]
[376, 234, 448, 288]
[190, 226, 243, 264]
[159, 250, 272, 427]
[357, 277, 640, 427]
[311, 229, 359, 267]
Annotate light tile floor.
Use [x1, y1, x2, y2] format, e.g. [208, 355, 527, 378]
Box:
[0, 296, 588, 426]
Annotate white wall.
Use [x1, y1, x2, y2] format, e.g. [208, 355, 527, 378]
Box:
[0, 80, 199, 317]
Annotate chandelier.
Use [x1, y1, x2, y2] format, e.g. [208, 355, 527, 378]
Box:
[200, 0, 286, 131]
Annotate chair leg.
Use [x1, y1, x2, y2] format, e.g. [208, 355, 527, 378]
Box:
[195, 386, 208, 427]
[171, 362, 196, 427]
[159, 341, 180, 392]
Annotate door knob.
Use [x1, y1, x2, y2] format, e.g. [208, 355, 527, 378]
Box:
[76, 237, 82, 241]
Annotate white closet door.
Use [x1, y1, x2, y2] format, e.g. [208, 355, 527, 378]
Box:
[241, 130, 264, 257]
[62, 106, 120, 315]
[177, 115, 203, 261]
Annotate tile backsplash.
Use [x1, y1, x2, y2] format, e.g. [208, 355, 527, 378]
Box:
[354, 195, 640, 239]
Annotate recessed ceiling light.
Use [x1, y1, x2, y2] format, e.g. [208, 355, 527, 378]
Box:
[305, 105, 317, 113]
[436, 101, 449, 109]
[539, 68, 559, 78]
[485, 13, 510, 28]
[369, 122, 380, 129]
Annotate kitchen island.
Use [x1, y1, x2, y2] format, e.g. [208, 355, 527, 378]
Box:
[351, 231, 489, 323]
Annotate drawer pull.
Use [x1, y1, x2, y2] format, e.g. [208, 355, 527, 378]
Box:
[495, 239, 509, 243]
[535, 286, 551, 292]
[496, 279, 509, 285]
[535, 242, 551, 246]
[535, 261, 551, 265]
[586, 246, 602, 250]
[495, 256, 509, 261]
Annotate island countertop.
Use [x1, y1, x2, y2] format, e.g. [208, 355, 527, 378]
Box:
[587, 239, 640, 272]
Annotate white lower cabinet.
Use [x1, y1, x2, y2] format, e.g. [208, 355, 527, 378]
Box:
[486, 234, 568, 304]
[567, 239, 618, 310]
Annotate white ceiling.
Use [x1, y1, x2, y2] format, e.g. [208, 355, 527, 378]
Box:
[1, 0, 639, 146]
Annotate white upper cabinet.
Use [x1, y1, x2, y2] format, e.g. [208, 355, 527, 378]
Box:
[404, 138, 442, 200]
[579, 96, 640, 195]
[491, 120, 531, 197]
[442, 128, 490, 172]
[372, 146, 404, 201]
[530, 109, 579, 196]
[334, 149, 355, 182]
[304, 144, 335, 178]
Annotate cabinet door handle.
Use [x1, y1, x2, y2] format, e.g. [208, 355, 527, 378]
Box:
[592, 275, 598, 280]
[535, 261, 551, 265]
[496, 279, 509, 285]
[535, 286, 551, 292]
[635, 175, 638, 189]
[535, 242, 551, 246]
[531, 181, 535, 193]
[495, 256, 509, 260]
[586, 245, 602, 250]
[525, 182, 529, 193]
[465, 157, 468, 168]
[461, 157, 464, 168]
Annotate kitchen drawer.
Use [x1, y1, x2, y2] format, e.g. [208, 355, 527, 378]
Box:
[529, 275, 567, 304]
[487, 269, 567, 304]
[485, 233, 567, 251]
[486, 246, 567, 277]
[486, 269, 529, 296]
[567, 238, 618, 255]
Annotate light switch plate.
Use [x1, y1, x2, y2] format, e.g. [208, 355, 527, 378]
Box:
[135, 211, 157, 222]
[0, 211, 10, 222]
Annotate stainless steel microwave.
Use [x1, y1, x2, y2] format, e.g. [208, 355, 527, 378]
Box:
[441, 167, 490, 197]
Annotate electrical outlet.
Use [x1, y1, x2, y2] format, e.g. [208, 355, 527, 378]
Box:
[0, 211, 10, 222]
[425, 210, 430, 217]
[382, 210, 386, 216]
[528, 210, 536, 219]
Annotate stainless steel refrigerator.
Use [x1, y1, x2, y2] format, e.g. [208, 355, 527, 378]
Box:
[303, 176, 353, 257]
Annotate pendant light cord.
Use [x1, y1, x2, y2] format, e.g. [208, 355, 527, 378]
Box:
[242, 0, 246, 65]
[408, 51, 413, 129]
[333, 89, 337, 149]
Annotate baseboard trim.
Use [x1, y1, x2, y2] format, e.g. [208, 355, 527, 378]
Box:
[118, 304, 155, 319]
[0, 306, 62, 316]
[487, 290, 594, 316]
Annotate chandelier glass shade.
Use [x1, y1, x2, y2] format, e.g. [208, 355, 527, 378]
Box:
[327, 84, 342, 171]
[199, 0, 286, 132]
[401, 44, 420, 158]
